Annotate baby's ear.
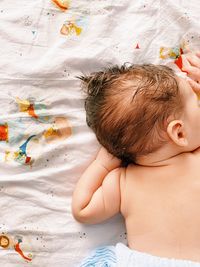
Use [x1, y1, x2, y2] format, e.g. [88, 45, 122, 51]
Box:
[167, 120, 188, 147]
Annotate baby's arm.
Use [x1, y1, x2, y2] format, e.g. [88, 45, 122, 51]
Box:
[72, 147, 122, 224]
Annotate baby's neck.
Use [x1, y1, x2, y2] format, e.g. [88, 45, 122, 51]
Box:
[136, 145, 191, 167]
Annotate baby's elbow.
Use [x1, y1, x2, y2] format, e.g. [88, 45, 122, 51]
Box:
[72, 210, 87, 224]
[72, 205, 92, 224]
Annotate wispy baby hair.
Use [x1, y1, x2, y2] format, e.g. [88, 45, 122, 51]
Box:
[78, 63, 183, 164]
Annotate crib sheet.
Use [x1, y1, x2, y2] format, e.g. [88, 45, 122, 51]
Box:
[0, 0, 200, 266]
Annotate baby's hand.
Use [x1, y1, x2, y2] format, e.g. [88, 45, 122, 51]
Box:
[182, 52, 200, 94]
[95, 146, 121, 172]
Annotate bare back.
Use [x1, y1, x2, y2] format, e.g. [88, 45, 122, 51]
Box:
[121, 151, 200, 262]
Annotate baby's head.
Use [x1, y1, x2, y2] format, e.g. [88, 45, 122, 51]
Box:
[79, 64, 200, 164]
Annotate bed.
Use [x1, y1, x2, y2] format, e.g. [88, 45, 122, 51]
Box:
[0, 0, 199, 266]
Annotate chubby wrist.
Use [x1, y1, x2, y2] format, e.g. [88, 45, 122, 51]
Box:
[95, 149, 122, 172]
[94, 159, 110, 172]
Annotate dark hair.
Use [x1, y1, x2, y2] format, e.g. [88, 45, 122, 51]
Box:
[78, 64, 183, 165]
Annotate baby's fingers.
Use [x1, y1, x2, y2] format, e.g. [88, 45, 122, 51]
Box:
[184, 53, 200, 68]
[188, 79, 200, 95]
[182, 65, 200, 82]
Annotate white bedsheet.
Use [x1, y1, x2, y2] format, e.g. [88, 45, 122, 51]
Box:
[0, 0, 199, 266]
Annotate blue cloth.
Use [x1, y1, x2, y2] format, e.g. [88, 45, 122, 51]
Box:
[80, 245, 116, 267]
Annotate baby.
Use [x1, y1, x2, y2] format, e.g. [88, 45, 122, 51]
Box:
[72, 52, 200, 266]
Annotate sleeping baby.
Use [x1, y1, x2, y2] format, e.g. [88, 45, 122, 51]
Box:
[72, 52, 200, 266]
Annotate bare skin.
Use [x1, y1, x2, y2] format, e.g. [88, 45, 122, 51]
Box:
[123, 152, 200, 261]
[72, 53, 200, 262]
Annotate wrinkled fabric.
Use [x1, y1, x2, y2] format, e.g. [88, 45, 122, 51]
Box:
[0, 0, 200, 266]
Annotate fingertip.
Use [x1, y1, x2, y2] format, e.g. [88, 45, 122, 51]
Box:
[181, 66, 189, 72]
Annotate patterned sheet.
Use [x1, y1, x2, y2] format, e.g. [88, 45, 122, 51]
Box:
[0, 0, 199, 266]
